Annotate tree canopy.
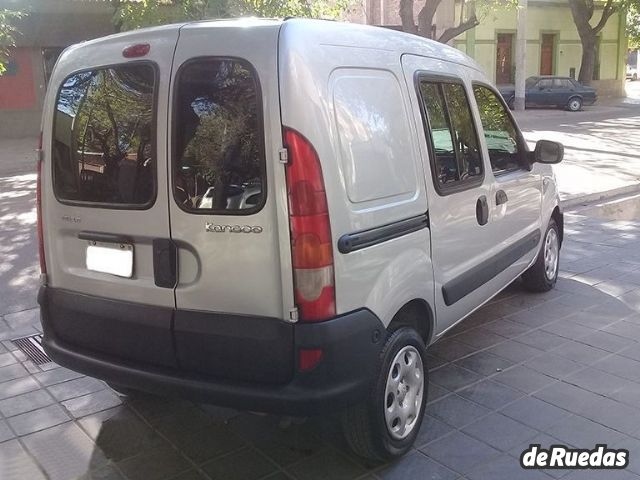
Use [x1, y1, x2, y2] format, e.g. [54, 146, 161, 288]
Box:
[111, 0, 349, 32]
[0, 8, 23, 74]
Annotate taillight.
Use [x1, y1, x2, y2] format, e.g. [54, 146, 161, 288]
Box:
[284, 128, 335, 322]
[36, 132, 47, 276]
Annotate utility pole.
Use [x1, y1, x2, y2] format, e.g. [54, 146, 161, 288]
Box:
[514, 0, 527, 111]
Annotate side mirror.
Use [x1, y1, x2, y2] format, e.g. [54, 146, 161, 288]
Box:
[534, 140, 564, 164]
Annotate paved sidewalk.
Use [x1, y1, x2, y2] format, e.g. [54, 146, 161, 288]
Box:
[2, 209, 640, 480]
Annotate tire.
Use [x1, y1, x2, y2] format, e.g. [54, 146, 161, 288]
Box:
[107, 382, 141, 397]
[341, 327, 427, 462]
[567, 96, 583, 112]
[633, 73, 638, 81]
[521, 218, 560, 292]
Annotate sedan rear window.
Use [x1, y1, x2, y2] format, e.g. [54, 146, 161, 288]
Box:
[53, 64, 156, 207]
[173, 58, 265, 214]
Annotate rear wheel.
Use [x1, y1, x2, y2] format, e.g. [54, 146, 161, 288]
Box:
[341, 327, 427, 461]
[521, 219, 560, 292]
[567, 96, 583, 112]
[107, 382, 141, 397]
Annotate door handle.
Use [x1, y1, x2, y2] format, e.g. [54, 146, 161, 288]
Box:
[476, 196, 489, 226]
[496, 190, 508, 206]
[153, 239, 178, 288]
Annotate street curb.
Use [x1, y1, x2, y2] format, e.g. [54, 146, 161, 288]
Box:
[562, 184, 640, 210]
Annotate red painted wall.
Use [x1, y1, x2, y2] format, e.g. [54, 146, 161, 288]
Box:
[0, 48, 37, 110]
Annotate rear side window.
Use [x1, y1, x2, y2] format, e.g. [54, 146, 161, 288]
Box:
[173, 58, 265, 214]
[418, 79, 483, 191]
[53, 64, 156, 207]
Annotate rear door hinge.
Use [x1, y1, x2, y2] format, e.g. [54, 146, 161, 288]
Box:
[288, 307, 299, 322]
[279, 148, 289, 164]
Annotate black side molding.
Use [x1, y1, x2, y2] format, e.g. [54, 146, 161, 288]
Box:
[442, 229, 541, 306]
[338, 213, 429, 254]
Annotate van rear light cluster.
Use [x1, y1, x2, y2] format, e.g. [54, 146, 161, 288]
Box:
[36, 132, 47, 276]
[284, 128, 336, 322]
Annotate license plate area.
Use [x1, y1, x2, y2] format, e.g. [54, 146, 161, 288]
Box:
[86, 241, 134, 278]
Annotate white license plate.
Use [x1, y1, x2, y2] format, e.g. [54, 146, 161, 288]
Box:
[86, 242, 134, 278]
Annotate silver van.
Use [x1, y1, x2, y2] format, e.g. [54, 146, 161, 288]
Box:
[37, 18, 564, 460]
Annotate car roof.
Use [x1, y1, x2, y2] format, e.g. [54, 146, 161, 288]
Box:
[65, 18, 483, 74]
[532, 75, 575, 80]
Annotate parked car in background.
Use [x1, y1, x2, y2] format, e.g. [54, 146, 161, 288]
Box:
[499, 76, 597, 111]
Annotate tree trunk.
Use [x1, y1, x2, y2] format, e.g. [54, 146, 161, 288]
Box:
[578, 39, 596, 83]
[399, 0, 418, 34]
[568, 0, 617, 86]
[437, 14, 479, 44]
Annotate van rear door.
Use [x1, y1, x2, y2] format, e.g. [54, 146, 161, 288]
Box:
[43, 27, 180, 367]
[168, 22, 294, 383]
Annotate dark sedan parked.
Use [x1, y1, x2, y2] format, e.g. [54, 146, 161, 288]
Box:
[499, 76, 597, 111]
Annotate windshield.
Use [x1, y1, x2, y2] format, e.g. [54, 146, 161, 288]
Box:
[525, 77, 538, 89]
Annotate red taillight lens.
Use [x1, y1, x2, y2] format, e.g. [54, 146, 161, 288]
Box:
[36, 133, 46, 275]
[122, 43, 150, 58]
[284, 128, 335, 322]
[298, 348, 323, 372]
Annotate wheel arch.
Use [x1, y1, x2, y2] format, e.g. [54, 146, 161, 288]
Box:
[387, 299, 435, 346]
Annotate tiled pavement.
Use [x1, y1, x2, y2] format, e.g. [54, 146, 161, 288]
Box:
[2, 211, 640, 480]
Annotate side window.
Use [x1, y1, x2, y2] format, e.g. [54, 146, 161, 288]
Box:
[538, 79, 553, 89]
[174, 58, 265, 213]
[53, 64, 156, 207]
[418, 80, 483, 190]
[553, 79, 570, 89]
[473, 84, 523, 174]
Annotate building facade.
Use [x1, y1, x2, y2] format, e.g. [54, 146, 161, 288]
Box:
[0, 0, 114, 138]
[453, 2, 627, 95]
[349, 0, 627, 95]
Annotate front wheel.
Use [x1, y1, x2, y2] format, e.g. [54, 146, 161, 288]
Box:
[567, 97, 583, 112]
[521, 218, 560, 292]
[341, 327, 427, 461]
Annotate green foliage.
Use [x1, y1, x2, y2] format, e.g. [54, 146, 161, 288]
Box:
[628, 3, 640, 48]
[0, 8, 24, 75]
[113, 0, 229, 31]
[231, 0, 350, 18]
[112, 0, 349, 31]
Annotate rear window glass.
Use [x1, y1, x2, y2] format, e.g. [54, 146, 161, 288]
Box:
[173, 58, 265, 214]
[53, 63, 156, 207]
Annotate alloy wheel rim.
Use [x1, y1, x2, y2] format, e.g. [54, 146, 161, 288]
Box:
[544, 228, 559, 281]
[384, 345, 424, 440]
[570, 99, 581, 111]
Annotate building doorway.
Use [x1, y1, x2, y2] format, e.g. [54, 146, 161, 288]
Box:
[540, 34, 555, 75]
[496, 33, 514, 84]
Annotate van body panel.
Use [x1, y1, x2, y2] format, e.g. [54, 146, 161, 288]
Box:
[42, 26, 182, 309]
[168, 21, 289, 320]
[278, 21, 434, 325]
[401, 54, 544, 335]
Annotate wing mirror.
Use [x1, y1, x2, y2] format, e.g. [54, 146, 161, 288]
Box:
[533, 140, 564, 164]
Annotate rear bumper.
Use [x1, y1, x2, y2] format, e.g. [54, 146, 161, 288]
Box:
[38, 286, 385, 415]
